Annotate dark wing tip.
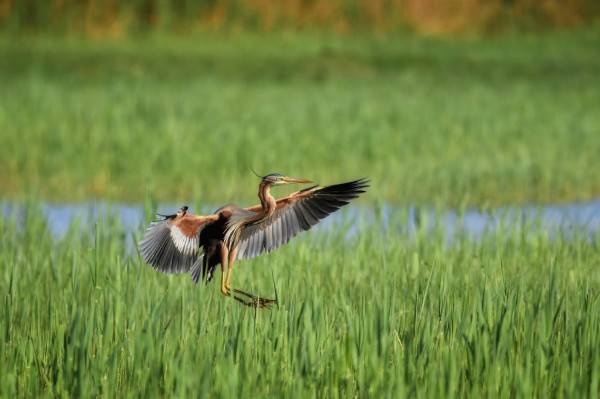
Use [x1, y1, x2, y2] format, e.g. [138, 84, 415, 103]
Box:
[156, 205, 189, 220]
[348, 177, 370, 191]
[317, 178, 369, 198]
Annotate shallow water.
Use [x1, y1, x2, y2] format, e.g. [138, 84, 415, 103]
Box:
[2, 199, 599, 248]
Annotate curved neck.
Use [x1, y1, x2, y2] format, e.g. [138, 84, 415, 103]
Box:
[251, 181, 277, 223]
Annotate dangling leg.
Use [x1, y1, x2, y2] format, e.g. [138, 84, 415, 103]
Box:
[224, 245, 237, 291]
[226, 245, 277, 308]
[217, 243, 272, 307]
[219, 244, 230, 297]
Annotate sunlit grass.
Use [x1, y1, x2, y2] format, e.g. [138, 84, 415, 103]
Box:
[1, 30, 599, 207]
[1, 205, 599, 397]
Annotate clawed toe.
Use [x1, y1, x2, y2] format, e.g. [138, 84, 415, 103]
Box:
[231, 288, 277, 309]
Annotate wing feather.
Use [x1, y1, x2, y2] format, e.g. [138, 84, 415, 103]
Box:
[279, 211, 289, 248]
[190, 253, 205, 283]
[138, 211, 218, 274]
[236, 178, 368, 260]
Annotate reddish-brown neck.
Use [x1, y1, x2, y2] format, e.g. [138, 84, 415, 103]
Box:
[250, 181, 276, 224]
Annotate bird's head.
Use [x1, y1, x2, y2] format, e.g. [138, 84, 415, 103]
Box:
[262, 173, 312, 186]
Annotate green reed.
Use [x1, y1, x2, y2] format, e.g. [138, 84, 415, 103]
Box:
[1, 204, 598, 397]
[1, 31, 600, 207]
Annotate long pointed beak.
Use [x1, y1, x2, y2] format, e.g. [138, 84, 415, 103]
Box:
[282, 176, 312, 184]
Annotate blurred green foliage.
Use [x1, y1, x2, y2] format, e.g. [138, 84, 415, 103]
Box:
[1, 31, 599, 206]
[2, 0, 599, 36]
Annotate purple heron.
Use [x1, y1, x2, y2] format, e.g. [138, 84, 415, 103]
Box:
[138, 174, 368, 308]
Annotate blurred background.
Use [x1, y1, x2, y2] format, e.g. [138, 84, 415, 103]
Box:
[1, 0, 599, 208]
[3, 0, 600, 36]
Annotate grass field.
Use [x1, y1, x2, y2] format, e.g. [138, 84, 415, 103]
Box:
[1, 30, 600, 206]
[1, 29, 600, 397]
[1, 205, 599, 397]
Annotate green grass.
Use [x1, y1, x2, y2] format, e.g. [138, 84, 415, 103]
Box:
[1, 30, 600, 397]
[1, 205, 599, 397]
[1, 30, 600, 207]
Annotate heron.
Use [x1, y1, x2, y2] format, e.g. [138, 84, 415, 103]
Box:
[138, 174, 368, 308]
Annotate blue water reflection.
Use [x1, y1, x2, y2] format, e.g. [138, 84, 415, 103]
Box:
[2, 199, 599, 246]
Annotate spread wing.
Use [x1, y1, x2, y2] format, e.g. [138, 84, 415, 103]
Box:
[236, 178, 368, 260]
[138, 210, 219, 274]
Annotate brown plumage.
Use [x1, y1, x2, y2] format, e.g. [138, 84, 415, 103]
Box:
[138, 175, 369, 308]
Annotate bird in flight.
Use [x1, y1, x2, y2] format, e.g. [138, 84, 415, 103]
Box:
[138, 174, 368, 308]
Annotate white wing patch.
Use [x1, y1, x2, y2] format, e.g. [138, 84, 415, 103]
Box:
[170, 225, 199, 256]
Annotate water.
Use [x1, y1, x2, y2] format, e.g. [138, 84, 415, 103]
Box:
[2, 199, 599, 249]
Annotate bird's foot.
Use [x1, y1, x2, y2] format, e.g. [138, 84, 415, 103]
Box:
[231, 288, 277, 309]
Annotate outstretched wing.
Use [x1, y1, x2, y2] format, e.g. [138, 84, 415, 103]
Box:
[236, 178, 368, 260]
[138, 209, 219, 274]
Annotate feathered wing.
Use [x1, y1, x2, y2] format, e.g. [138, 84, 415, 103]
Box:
[189, 254, 206, 284]
[236, 178, 369, 260]
[138, 211, 219, 274]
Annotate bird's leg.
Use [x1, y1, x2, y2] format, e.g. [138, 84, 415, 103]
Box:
[224, 246, 237, 290]
[219, 244, 231, 297]
[217, 244, 267, 308]
[226, 246, 277, 308]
